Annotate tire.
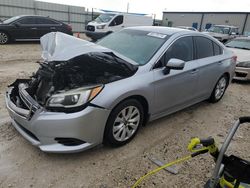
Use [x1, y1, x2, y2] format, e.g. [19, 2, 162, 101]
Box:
[0, 31, 9, 44]
[209, 75, 229, 103]
[104, 99, 144, 146]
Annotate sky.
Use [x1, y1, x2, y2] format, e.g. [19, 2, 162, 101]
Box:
[39, 0, 250, 19]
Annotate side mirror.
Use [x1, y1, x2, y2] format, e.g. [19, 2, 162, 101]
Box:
[163, 58, 185, 75]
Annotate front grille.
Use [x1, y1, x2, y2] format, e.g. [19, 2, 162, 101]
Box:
[14, 120, 40, 141]
[86, 25, 95, 32]
[55, 138, 86, 146]
[235, 72, 247, 78]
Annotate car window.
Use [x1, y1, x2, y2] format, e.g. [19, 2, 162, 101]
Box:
[194, 36, 214, 59]
[17, 17, 37, 25]
[36, 18, 58, 25]
[109, 15, 123, 26]
[165, 36, 194, 63]
[95, 13, 115, 23]
[213, 42, 222, 55]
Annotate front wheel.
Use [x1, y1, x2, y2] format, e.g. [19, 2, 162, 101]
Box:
[104, 99, 144, 146]
[209, 75, 229, 103]
[0, 32, 9, 44]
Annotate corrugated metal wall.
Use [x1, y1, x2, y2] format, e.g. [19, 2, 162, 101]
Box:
[162, 12, 250, 35]
[0, 0, 98, 32]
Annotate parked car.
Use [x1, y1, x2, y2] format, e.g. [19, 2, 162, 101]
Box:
[225, 37, 250, 81]
[0, 15, 73, 44]
[176, 26, 198, 31]
[204, 25, 239, 43]
[85, 12, 153, 41]
[5, 27, 236, 153]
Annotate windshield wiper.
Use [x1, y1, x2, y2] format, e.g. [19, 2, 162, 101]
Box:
[234, 47, 250, 50]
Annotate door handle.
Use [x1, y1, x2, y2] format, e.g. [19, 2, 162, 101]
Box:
[121, 25, 125, 28]
[31, 27, 37, 30]
[50, 27, 56, 29]
[190, 69, 199, 74]
[218, 61, 223, 65]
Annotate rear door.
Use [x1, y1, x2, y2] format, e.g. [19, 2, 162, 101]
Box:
[153, 36, 199, 116]
[194, 36, 225, 98]
[35, 17, 62, 38]
[12, 17, 38, 40]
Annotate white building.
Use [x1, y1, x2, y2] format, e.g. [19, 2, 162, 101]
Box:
[162, 12, 250, 35]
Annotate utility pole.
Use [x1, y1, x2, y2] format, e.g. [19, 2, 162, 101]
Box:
[127, 2, 129, 13]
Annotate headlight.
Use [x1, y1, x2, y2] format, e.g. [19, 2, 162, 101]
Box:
[236, 61, 250, 68]
[46, 85, 103, 108]
[96, 24, 106, 29]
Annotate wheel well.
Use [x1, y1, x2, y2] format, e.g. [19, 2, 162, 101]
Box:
[223, 72, 230, 86]
[0, 30, 11, 40]
[116, 95, 149, 125]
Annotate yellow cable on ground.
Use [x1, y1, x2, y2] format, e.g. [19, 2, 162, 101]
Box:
[132, 155, 192, 188]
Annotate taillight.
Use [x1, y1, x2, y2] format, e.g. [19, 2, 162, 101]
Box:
[232, 55, 237, 63]
[67, 24, 72, 31]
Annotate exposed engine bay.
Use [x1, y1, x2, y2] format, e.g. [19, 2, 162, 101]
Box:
[9, 52, 138, 110]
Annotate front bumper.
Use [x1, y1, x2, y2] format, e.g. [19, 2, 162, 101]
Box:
[233, 67, 250, 81]
[5, 85, 110, 153]
[85, 31, 109, 41]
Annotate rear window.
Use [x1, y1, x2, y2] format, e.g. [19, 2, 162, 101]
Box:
[97, 29, 169, 65]
[195, 36, 214, 59]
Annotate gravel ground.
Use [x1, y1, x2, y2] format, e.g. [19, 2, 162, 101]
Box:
[0, 39, 250, 188]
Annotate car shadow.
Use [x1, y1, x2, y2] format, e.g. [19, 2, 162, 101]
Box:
[232, 80, 250, 84]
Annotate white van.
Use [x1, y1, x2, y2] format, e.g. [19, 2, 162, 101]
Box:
[85, 13, 153, 40]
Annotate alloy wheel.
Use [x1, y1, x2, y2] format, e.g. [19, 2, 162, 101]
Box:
[0, 32, 8, 44]
[215, 77, 227, 100]
[112, 106, 140, 142]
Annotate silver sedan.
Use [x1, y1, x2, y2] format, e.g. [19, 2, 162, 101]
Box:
[225, 37, 250, 81]
[5, 27, 235, 153]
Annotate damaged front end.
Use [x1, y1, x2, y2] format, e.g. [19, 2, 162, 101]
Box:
[5, 32, 138, 152]
[8, 51, 138, 114]
[6, 32, 138, 114]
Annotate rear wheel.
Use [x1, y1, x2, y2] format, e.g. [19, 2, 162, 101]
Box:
[209, 75, 228, 103]
[104, 99, 144, 146]
[0, 32, 9, 44]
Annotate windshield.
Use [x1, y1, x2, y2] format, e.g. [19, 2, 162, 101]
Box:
[95, 14, 115, 23]
[226, 39, 250, 50]
[97, 29, 168, 65]
[208, 26, 230, 34]
[2, 16, 20, 24]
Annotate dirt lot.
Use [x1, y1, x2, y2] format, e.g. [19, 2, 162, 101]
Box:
[0, 41, 250, 188]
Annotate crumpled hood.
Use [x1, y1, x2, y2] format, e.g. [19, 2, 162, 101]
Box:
[40, 32, 137, 65]
[40, 32, 111, 62]
[229, 48, 250, 62]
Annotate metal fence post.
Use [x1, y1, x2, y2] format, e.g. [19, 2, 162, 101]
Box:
[33, 0, 37, 15]
[68, 6, 70, 24]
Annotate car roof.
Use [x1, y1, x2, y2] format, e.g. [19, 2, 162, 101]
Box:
[18, 15, 50, 18]
[214, 25, 238, 28]
[124, 26, 194, 35]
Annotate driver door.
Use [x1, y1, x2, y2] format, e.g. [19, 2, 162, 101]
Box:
[109, 15, 124, 32]
[152, 36, 199, 117]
